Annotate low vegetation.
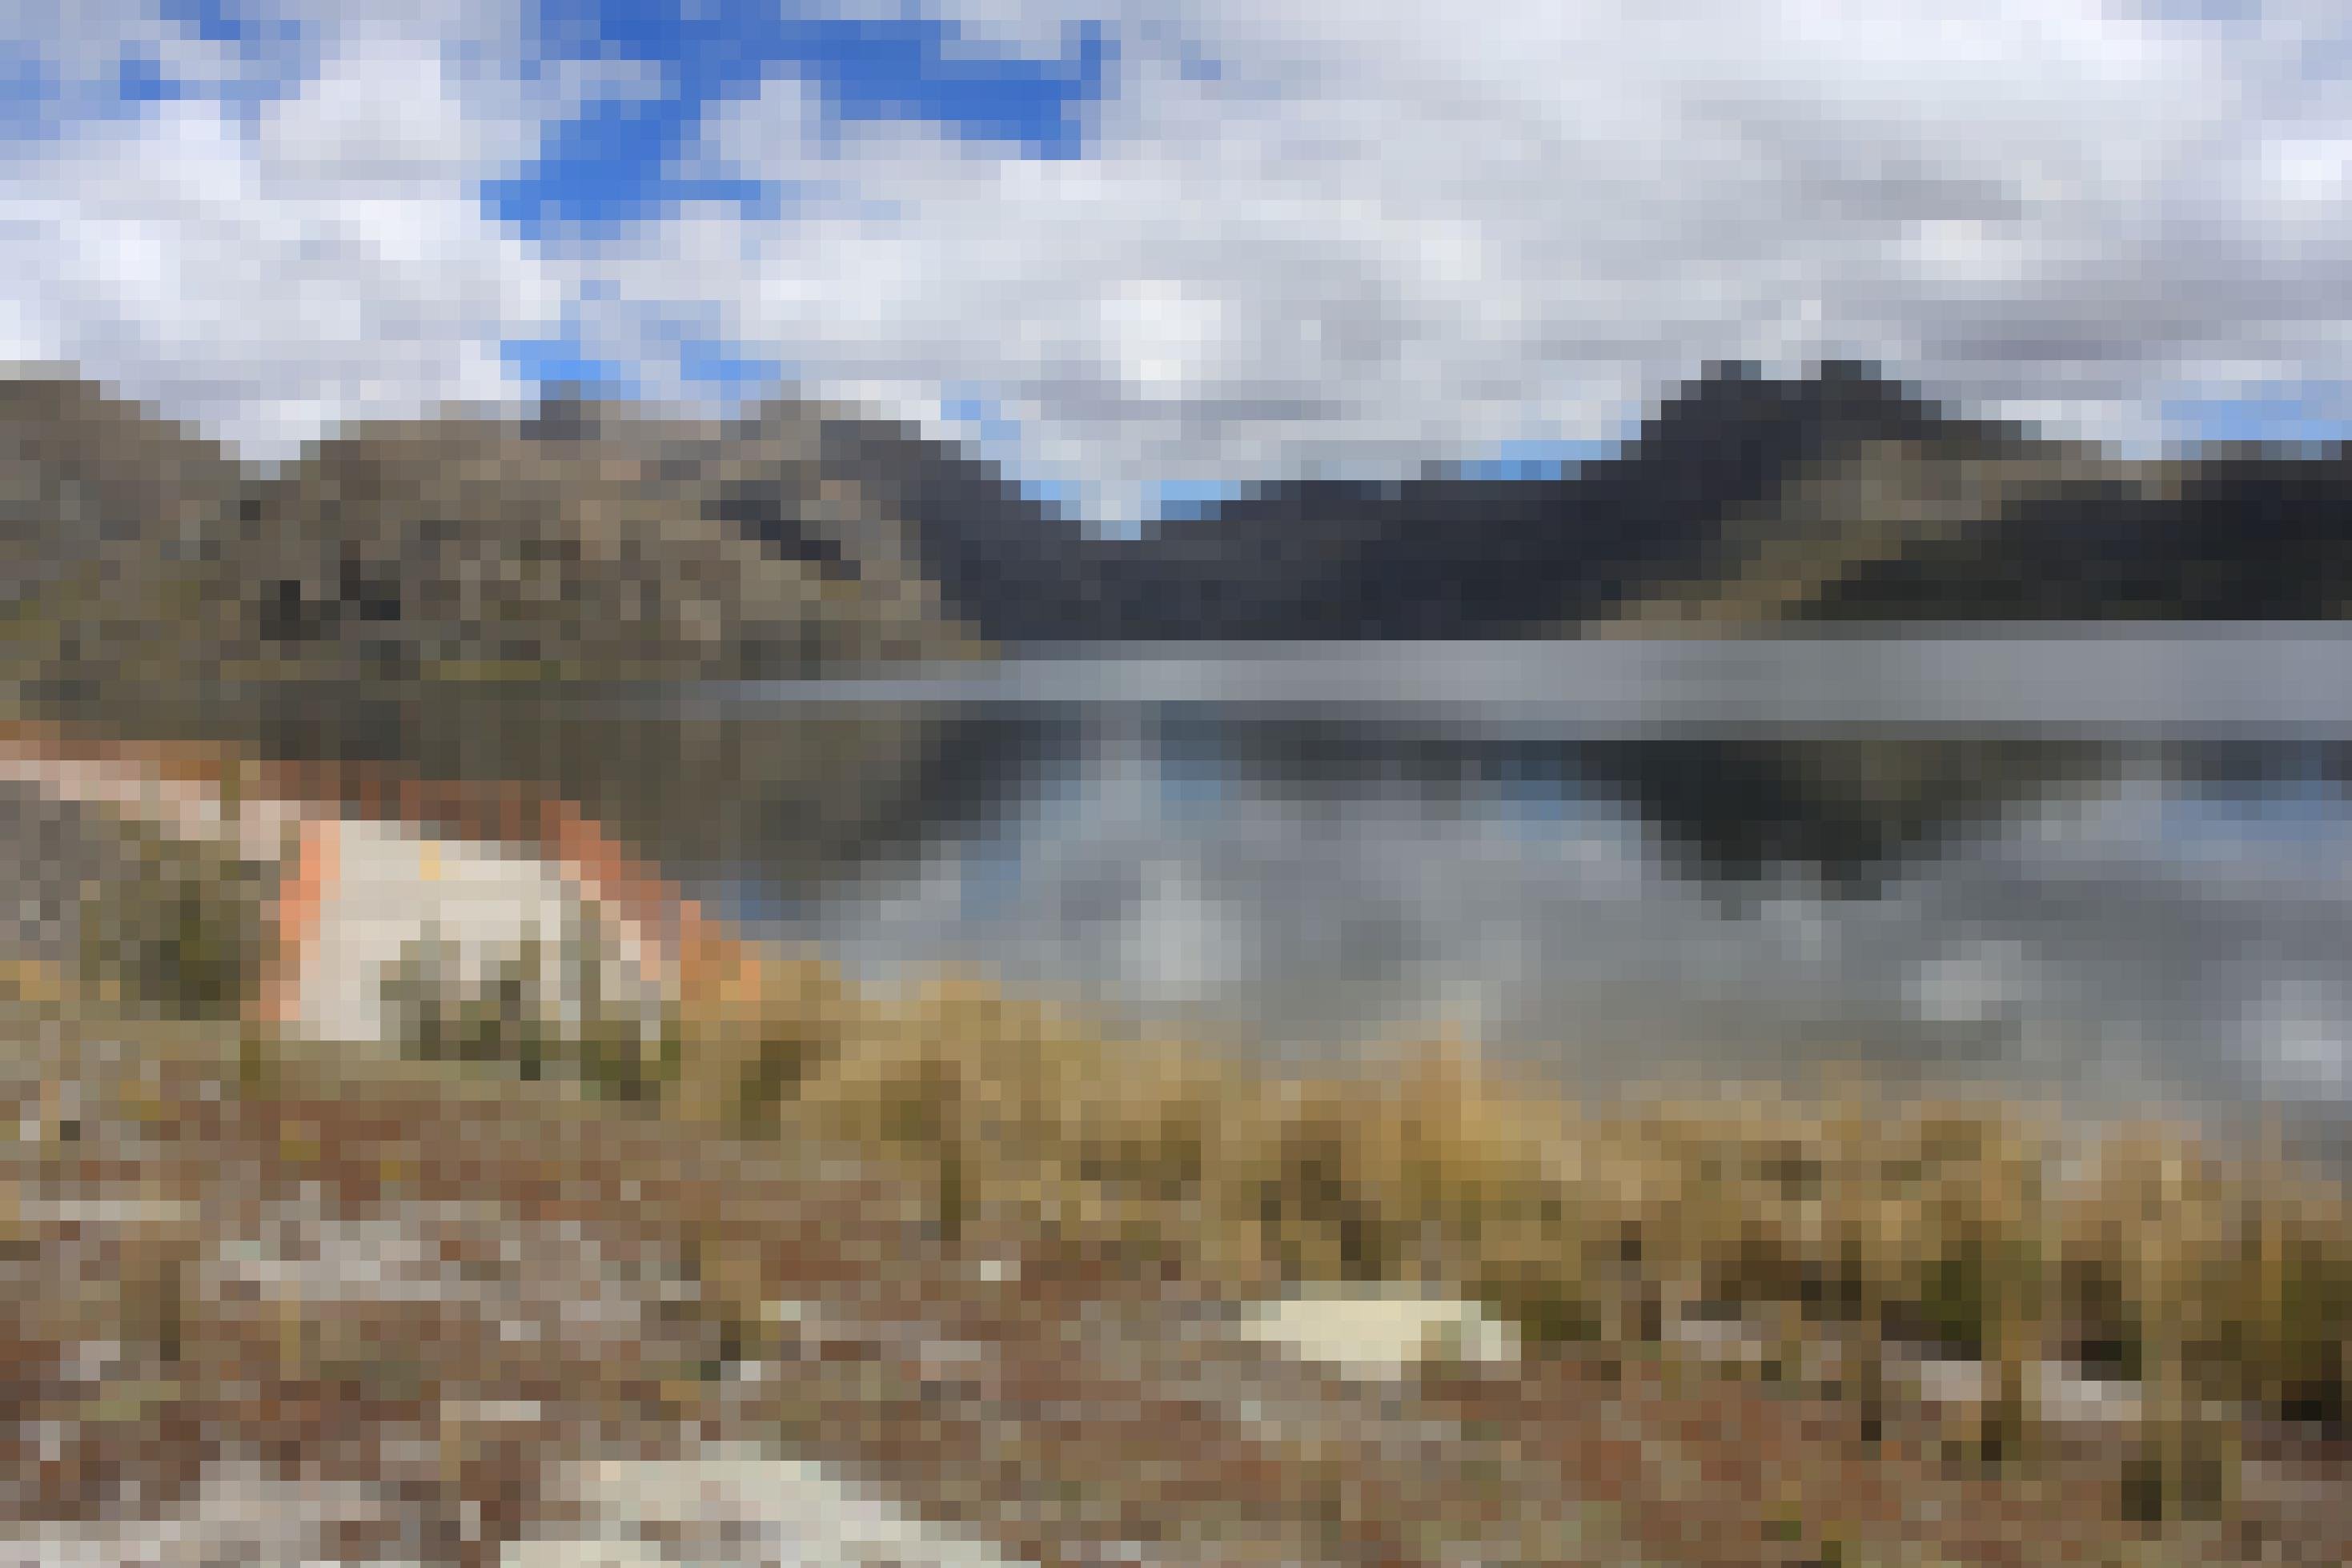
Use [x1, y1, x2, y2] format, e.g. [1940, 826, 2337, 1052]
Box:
[22, 820, 2352, 1556]
[75, 820, 274, 1022]
[342, 901, 2352, 1530]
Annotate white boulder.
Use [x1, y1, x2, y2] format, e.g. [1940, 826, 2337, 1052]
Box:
[1238, 1285, 1521, 1382]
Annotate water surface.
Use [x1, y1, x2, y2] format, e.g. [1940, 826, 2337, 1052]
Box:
[56, 635, 2352, 1163]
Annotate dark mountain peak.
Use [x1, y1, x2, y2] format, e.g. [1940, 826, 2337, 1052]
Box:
[934, 360, 2052, 642]
[520, 382, 629, 444]
[16, 359, 2344, 657]
[1644, 359, 1950, 451]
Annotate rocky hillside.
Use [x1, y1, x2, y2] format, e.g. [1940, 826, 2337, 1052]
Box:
[10, 362, 2350, 674]
[0, 375, 249, 676]
[1788, 444, 2352, 622]
[893, 362, 2352, 642]
[892, 362, 1998, 643]
[0, 375, 989, 688]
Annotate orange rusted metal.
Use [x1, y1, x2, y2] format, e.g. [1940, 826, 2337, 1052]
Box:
[0, 716, 720, 1028]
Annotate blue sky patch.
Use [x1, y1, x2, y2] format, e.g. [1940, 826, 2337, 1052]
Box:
[500, 331, 644, 399]
[0, 0, 315, 140]
[156, 0, 300, 53]
[0, 42, 54, 139]
[676, 338, 787, 399]
[113, 48, 185, 106]
[485, 1, 1114, 236]
[1445, 438, 1624, 482]
[2167, 384, 2352, 452]
[1152, 477, 1246, 521]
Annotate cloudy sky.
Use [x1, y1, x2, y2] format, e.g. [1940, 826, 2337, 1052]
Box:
[5, 0, 2350, 525]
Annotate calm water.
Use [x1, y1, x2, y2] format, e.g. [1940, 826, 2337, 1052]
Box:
[65, 635, 2352, 1161]
[700, 713, 2351, 1137]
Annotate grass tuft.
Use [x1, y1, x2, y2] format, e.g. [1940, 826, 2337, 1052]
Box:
[315, 906, 2352, 1487]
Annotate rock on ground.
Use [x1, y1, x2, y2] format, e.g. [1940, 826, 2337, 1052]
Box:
[508, 1442, 1031, 1568]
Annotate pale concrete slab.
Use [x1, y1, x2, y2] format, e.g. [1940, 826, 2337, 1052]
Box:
[288, 816, 670, 1049]
[1237, 1285, 1521, 1382]
[515, 1441, 1032, 1568]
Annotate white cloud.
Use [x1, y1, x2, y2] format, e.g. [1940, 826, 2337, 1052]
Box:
[582, 0, 2325, 515]
[8, 1, 2352, 516]
[2, 12, 560, 459]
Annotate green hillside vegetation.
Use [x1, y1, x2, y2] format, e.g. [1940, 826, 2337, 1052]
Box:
[1587, 434, 2185, 632]
[0, 375, 991, 688]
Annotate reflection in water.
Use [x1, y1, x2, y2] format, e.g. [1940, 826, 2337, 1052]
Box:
[691, 709, 2352, 1167]
[38, 671, 2352, 1165]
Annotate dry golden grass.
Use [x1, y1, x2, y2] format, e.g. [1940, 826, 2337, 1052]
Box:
[614, 944, 2352, 1527]
[39, 823, 2352, 1538]
[11, 924, 2352, 1563]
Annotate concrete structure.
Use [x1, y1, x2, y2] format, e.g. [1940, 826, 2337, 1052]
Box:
[0, 715, 749, 1050]
[508, 1443, 1026, 1568]
[1238, 1284, 1523, 1382]
[275, 813, 673, 1049]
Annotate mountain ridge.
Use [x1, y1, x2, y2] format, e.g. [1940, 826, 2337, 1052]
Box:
[4, 360, 2349, 686]
[0, 373, 992, 687]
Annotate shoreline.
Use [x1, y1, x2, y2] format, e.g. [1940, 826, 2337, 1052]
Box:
[6, 956, 2349, 1564]
[2, 716, 2349, 1560]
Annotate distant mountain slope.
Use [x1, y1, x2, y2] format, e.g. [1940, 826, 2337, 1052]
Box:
[9, 363, 2350, 680]
[0, 377, 989, 688]
[219, 393, 978, 679]
[0, 375, 246, 597]
[0, 374, 251, 673]
[804, 407, 1102, 647]
[909, 360, 2350, 642]
[917, 360, 2033, 644]
[1585, 431, 2169, 632]
[1796, 448, 2352, 622]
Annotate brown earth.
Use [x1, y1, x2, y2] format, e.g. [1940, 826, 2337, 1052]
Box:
[2, 970, 2346, 1567]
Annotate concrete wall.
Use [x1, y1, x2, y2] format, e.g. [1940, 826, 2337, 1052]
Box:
[0, 717, 692, 1052]
[280, 814, 673, 1050]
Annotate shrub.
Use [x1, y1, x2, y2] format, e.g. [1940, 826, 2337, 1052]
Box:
[378, 919, 672, 1101]
[366, 920, 2352, 1465]
[78, 820, 271, 1020]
